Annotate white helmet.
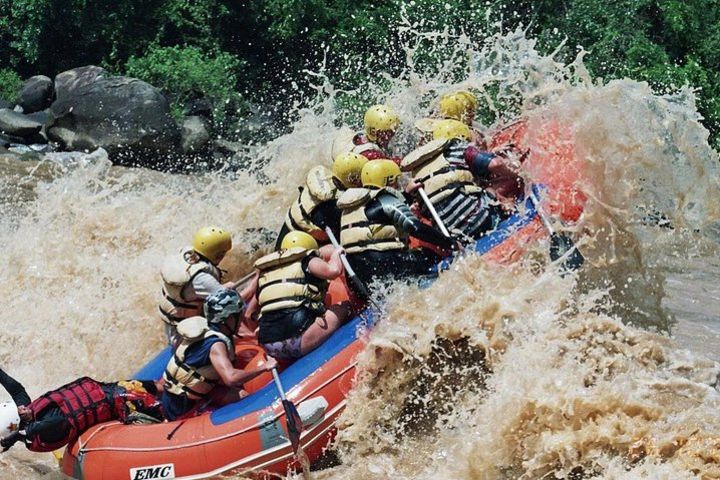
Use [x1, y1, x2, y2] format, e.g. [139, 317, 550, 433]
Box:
[0, 402, 20, 437]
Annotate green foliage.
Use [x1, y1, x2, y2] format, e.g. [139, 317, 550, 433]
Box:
[1, 0, 720, 147]
[125, 45, 242, 120]
[0, 68, 21, 102]
[518, 0, 720, 148]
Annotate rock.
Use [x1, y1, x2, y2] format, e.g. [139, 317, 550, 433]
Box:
[213, 139, 245, 156]
[183, 98, 213, 119]
[29, 143, 54, 153]
[18, 75, 54, 113]
[44, 147, 109, 169]
[0, 99, 12, 110]
[0, 109, 43, 138]
[48, 70, 180, 163]
[8, 144, 36, 154]
[180, 116, 211, 153]
[24, 110, 51, 128]
[54, 65, 108, 103]
[0, 131, 29, 145]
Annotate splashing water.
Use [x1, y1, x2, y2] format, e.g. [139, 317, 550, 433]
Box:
[1, 23, 719, 480]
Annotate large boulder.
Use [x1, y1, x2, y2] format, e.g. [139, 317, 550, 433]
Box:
[18, 75, 54, 113]
[48, 67, 180, 163]
[0, 109, 43, 138]
[54, 66, 108, 102]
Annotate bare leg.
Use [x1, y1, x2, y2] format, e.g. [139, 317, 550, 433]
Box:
[300, 302, 352, 355]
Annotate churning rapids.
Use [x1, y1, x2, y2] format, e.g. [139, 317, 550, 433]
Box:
[1, 28, 719, 479]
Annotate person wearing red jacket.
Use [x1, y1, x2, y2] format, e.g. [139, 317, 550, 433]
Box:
[350, 104, 402, 164]
[0, 368, 163, 453]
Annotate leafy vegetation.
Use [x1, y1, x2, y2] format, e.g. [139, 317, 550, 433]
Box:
[125, 46, 242, 120]
[0, 68, 22, 102]
[0, 0, 718, 146]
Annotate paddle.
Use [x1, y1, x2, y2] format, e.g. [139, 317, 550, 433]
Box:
[324, 227, 382, 310]
[528, 188, 584, 271]
[418, 187, 451, 238]
[228, 270, 256, 290]
[271, 367, 303, 454]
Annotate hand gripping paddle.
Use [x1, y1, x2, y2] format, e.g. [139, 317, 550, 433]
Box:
[325, 227, 381, 311]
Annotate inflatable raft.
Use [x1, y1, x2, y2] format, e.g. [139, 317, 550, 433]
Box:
[60, 119, 585, 480]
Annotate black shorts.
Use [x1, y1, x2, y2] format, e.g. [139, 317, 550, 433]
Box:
[258, 303, 325, 344]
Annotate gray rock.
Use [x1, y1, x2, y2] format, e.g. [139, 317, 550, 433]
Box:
[213, 139, 245, 156]
[54, 65, 108, 103]
[48, 72, 180, 162]
[181, 116, 211, 152]
[24, 110, 51, 127]
[18, 75, 54, 113]
[0, 109, 43, 138]
[183, 98, 213, 119]
[8, 144, 35, 154]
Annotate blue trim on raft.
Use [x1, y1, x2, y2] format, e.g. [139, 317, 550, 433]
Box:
[132, 200, 539, 425]
[212, 311, 377, 425]
[134, 348, 173, 380]
[435, 195, 537, 273]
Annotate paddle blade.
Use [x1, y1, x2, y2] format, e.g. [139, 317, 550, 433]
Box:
[349, 274, 371, 301]
[282, 399, 303, 453]
[550, 233, 585, 271]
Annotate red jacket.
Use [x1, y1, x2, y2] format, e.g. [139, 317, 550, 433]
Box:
[27, 377, 114, 452]
[352, 133, 401, 165]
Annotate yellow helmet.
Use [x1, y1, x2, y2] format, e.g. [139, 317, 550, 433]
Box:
[438, 90, 478, 123]
[361, 159, 401, 188]
[281, 231, 319, 250]
[364, 104, 400, 142]
[432, 119, 472, 141]
[333, 152, 368, 188]
[193, 226, 232, 264]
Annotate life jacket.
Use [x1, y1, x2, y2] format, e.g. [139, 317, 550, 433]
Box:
[254, 247, 328, 315]
[337, 188, 405, 254]
[331, 129, 388, 162]
[26, 377, 114, 452]
[163, 317, 235, 400]
[158, 247, 221, 325]
[284, 166, 338, 242]
[401, 138, 484, 204]
[112, 381, 164, 424]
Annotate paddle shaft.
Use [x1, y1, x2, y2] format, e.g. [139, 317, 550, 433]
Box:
[271, 367, 303, 454]
[271, 367, 288, 401]
[324, 227, 381, 310]
[324, 228, 358, 278]
[229, 270, 256, 290]
[418, 187, 451, 237]
[529, 188, 585, 270]
[529, 189, 557, 236]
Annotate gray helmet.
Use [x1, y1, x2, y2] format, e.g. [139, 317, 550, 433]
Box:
[204, 288, 244, 324]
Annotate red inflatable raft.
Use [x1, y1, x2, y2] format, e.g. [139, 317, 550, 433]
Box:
[59, 117, 585, 480]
